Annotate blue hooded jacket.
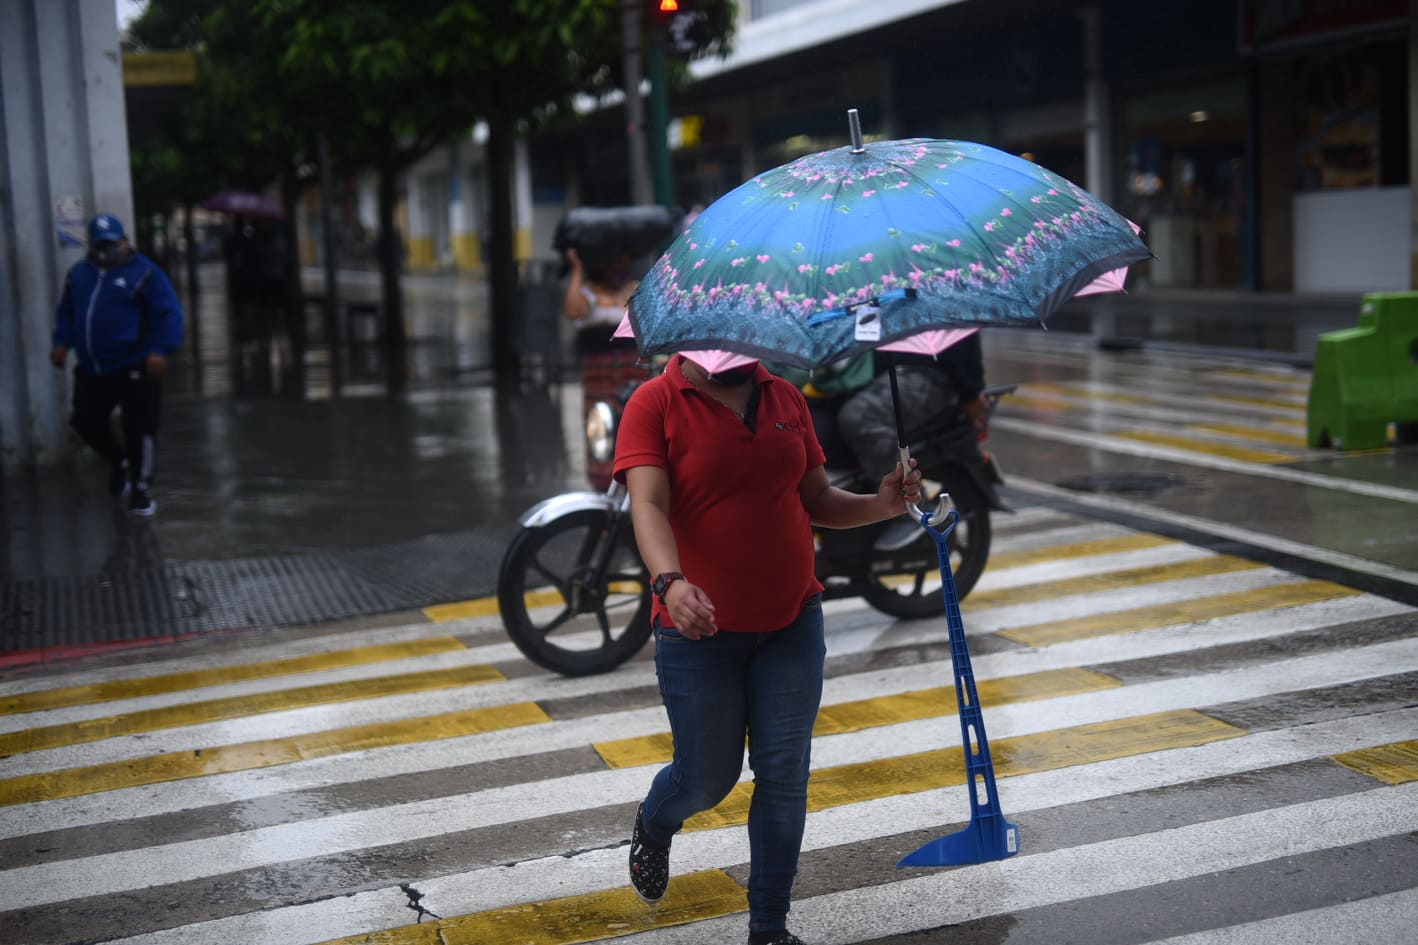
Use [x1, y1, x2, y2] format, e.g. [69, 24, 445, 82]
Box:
[53, 251, 185, 375]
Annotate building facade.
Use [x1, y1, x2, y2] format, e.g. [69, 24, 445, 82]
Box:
[392, 0, 1413, 299]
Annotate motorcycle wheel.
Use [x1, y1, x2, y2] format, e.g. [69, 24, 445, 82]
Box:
[497, 509, 652, 676]
[861, 471, 992, 620]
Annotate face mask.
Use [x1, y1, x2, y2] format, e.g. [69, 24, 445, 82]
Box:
[93, 242, 124, 268]
[710, 364, 757, 386]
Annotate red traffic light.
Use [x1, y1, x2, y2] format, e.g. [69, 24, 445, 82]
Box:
[659, 0, 679, 10]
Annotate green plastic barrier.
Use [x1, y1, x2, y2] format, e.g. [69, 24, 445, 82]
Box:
[1307, 292, 1418, 451]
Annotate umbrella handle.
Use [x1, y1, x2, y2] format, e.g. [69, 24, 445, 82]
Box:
[901, 445, 953, 529]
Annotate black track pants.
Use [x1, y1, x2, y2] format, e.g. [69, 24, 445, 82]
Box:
[70, 365, 162, 489]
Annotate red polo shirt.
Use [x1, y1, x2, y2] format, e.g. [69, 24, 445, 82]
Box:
[614, 355, 827, 632]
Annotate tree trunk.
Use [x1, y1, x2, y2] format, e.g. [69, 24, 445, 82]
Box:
[377, 152, 407, 392]
[486, 110, 522, 390]
[182, 202, 202, 394]
[280, 171, 308, 398]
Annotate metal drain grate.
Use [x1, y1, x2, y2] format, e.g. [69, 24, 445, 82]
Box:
[1, 531, 509, 653]
[1055, 472, 1185, 497]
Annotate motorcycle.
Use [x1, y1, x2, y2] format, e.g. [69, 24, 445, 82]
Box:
[497, 378, 1015, 677]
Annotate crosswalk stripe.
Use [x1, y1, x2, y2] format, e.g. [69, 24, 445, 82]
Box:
[1190, 422, 1309, 447]
[684, 710, 1242, 832]
[1144, 888, 1418, 945]
[323, 870, 747, 945]
[1332, 739, 1418, 785]
[1208, 391, 1307, 409]
[0, 701, 549, 807]
[0, 663, 507, 756]
[998, 578, 1359, 646]
[986, 531, 1174, 568]
[594, 667, 1121, 769]
[422, 533, 1189, 633]
[1114, 429, 1298, 464]
[965, 554, 1264, 608]
[0, 637, 470, 716]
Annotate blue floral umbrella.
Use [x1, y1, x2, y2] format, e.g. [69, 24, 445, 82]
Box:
[626, 113, 1150, 369]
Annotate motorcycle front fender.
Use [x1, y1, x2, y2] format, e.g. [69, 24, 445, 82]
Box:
[517, 490, 627, 528]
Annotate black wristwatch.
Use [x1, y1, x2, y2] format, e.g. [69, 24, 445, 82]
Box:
[652, 571, 684, 603]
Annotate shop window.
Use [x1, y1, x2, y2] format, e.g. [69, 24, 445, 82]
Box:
[1117, 77, 1248, 289]
[1295, 42, 1407, 191]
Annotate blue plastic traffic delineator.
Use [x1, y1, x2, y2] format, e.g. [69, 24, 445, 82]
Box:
[897, 508, 1019, 868]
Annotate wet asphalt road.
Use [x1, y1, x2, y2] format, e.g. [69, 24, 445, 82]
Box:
[1, 269, 1415, 944]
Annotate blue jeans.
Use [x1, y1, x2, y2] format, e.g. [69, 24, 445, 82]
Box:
[641, 597, 825, 933]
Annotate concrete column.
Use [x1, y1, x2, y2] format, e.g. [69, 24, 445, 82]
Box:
[1079, 3, 1113, 205]
[0, 0, 131, 472]
[1410, 12, 1418, 287]
[514, 137, 534, 261]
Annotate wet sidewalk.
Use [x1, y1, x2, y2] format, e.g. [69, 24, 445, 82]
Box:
[0, 264, 1368, 662]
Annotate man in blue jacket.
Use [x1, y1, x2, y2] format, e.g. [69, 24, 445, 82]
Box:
[50, 213, 185, 517]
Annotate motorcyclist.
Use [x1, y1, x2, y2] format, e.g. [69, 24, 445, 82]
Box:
[775, 332, 988, 484]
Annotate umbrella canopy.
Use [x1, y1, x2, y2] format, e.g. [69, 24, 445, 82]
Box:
[200, 191, 284, 219]
[625, 130, 1150, 369]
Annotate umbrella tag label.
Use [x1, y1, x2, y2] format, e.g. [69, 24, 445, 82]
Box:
[853, 305, 882, 343]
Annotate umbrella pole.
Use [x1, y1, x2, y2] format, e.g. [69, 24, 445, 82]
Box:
[888, 358, 912, 476]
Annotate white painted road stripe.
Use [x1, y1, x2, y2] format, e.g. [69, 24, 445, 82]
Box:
[1009, 475, 1418, 588]
[993, 417, 1418, 505]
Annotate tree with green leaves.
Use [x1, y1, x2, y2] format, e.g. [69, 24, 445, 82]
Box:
[128, 0, 735, 392]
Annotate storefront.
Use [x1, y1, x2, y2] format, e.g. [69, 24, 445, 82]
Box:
[1242, 0, 1410, 292]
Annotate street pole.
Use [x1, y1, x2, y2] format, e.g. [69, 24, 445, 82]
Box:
[622, 0, 651, 205]
[318, 131, 343, 395]
[647, 29, 674, 208]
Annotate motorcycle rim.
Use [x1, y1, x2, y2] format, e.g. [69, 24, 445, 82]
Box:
[497, 509, 652, 676]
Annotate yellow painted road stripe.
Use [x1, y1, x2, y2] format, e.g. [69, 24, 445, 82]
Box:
[999, 579, 1360, 647]
[319, 869, 747, 945]
[1208, 392, 1306, 410]
[1028, 383, 1147, 404]
[989, 532, 1175, 570]
[315, 711, 1239, 945]
[0, 637, 469, 716]
[965, 554, 1265, 610]
[1333, 739, 1418, 786]
[1001, 393, 1072, 413]
[687, 709, 1242, 832]
[0, 663, 506, 756]
[1191, 423, 1308, 448]
[425, 597, 505, 621]
[1209, 368, 1311, 388]
[427, 585, 644, 624]
[0, 701, 549, 807]
[1115, 430, 1297, 464]
[595, 667, 1121, 769]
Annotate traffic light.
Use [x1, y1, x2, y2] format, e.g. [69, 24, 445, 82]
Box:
[647, 0, 730, 62]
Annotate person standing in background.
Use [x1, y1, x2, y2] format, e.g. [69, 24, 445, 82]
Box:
[50, 213, 185, 517]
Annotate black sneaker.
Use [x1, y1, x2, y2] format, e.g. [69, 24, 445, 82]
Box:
[129, 489, 156, 517]
[108, 461, 130, 497]
[750, 934, 806, 945]
[629, 804, 670, 904]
